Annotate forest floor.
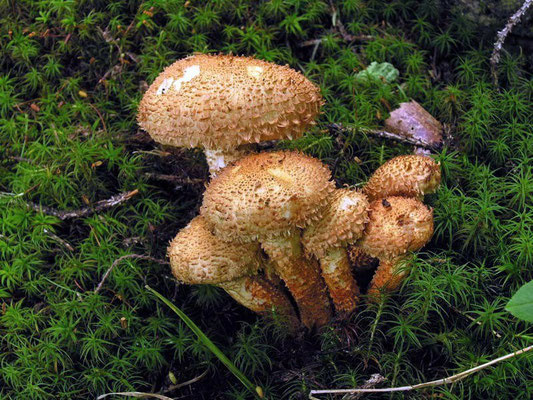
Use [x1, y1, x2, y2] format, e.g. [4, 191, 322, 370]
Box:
[0, 1, 532, 399]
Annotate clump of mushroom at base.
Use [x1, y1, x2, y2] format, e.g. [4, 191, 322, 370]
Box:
[168, 215, 298, 326]
[137, 54, 323, 176]
[302, 188, 369, 314]
[200, 151, 335, 329]
[348, 154, 441, 299]
[166, 152, 440, 330]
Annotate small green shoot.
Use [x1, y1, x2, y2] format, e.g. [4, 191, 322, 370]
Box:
[145, 285, 264, 399]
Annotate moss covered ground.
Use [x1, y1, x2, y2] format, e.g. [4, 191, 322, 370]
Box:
[0, 1, 532, 399]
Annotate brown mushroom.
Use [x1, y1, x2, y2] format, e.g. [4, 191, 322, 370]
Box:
[353, 197, 434, 299]
[302, 189, 369, 314]
[363, 155, 441, 201]
[168, 216, 298, 324]
[137, 54, 323, 176]
[201, 151, 334, 328]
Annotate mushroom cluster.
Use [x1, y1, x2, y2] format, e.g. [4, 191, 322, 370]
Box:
[139, 54, 441, 330]
[168, 152, 440, 329]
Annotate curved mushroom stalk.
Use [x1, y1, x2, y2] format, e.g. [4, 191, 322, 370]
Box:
[367, 256, 409, 301]
[319, 248, 360, 314]
[219, 275, 298, 326]
[262, 257, 283, 286]
[262, 232, 332, 329]
[356, 197, 434, 301]
[302, 189, 369, 314]
[168, 216, 298, 324]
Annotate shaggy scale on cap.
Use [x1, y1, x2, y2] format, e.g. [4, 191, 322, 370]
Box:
[302, 189, 369, 258]
[168, 216, 298, 322]
[168, 216, 261, 285]
[201, 151, 335, 243]
[301, 189, 369, 314]
[363, 155, 441, 201]
[138, 54, 323, 151]
[358, 197, 434, 260]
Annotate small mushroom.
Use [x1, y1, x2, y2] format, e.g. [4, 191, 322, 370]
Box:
[363, 155, 441, 201]
[168, 216, 298, 324]
[201, 151, 334, 328]
[302, 189, 369, 314]
[353, 197, 434, 299]
[138, 54, 323, 176]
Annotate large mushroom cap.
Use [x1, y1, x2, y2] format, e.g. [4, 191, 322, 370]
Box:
[359, 196, 434, 259]
[201, 151, 335, 242]
[302, 188, 369, 258]
[363, 155, 441, 201]
[138, 54, 323, 151]
[168, 216, 261, 284]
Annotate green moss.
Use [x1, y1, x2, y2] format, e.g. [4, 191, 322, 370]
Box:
[0, 0, 532, 399]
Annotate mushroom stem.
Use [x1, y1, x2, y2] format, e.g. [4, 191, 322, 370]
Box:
[319, 248, 360, 314]
[367, 256, 409, 301]
[204, 147, 249, 177]
[262, 232, 332, 329]
[219, 275, 299, 325]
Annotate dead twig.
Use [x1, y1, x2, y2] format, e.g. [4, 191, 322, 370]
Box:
[7, 156, 36, 164]
[341, 374, 386, 400]
[162, 369, 209, 394]
[327, 123, 442, 152]
[309, 345, 533, 398]
[451, 306, 503, 339]
[94, 254, 169, 293]
[298, 1, 372, 60]
[144, 173, 204, 185]
[87, 102, 107, 133]
[28, 189, 139, 220]
[43, 228, 74, 252]
[97, 392, 173, 400]
[490, 0, 533, 85]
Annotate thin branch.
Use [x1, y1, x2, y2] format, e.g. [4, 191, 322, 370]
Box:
[87, 102, 107, 133]
[299, 38, 323, 47]
[143, 173, 204, 185]
[94, 254, 169, 293]
[97, 392, 173, 400]
[43, 228, 74, 251]
[309, 345, 533, 398]
[7, 156, 36, 164]
[327, 123, 442, 152]
[451, 306, 503, 339]
[341, 374, 386, 400]
[490, 0, 533, 85]
[28, 189, 139, 220]
[162, 369, 209, 393]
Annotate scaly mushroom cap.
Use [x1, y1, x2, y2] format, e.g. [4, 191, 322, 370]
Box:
[201, 151, 335, 242]
[358, 197, 434, 259]
[302, 188, 369, 258]
[168, 216, 261, 284]
[138, 54, 323, 151]
[363, 155, 441, 201]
